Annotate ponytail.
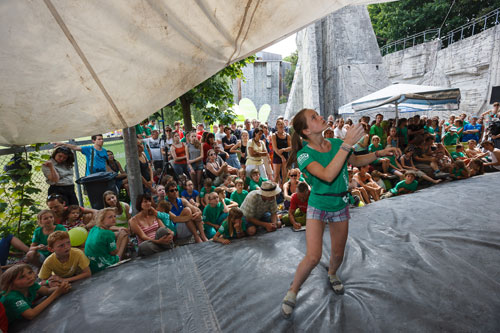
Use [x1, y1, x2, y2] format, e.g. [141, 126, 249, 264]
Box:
[286, 108, 311, 169]
[287, 131, 303, 169]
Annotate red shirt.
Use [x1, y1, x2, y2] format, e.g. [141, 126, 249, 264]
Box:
[175, 129, 184, 139]
[202, 142, 214, 163]
[196, 130, 205, 140]
[290, 192, 309, 213]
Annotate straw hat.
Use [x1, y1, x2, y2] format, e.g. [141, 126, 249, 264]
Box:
[258, 181, 281, 197]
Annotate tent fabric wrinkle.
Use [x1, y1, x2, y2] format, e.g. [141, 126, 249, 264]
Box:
[0, 0, 386, 145]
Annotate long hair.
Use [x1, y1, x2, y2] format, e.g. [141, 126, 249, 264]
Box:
[103, 190, 123, 215]
[1, 264, 33, 295]
[287, 109, 311, 169]
[96, 207, 116, 228]
[227, 207, 243, 238]
[189, 131, 201, 149]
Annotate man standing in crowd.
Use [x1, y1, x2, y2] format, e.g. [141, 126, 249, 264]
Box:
[222, 126, 240, 169]
[144, 130, 165, 171]
[244, 119, 253, 138]
[240, 181, 281, 233]
[334, 118, 347, 140]
[174, 121, 184, 139]
[56, 134, 108, 176]
[462, 116, 481, 143]
[196, 123, 205, 140]
[370, 114, 385, 146]
[231, 122, 241, 140]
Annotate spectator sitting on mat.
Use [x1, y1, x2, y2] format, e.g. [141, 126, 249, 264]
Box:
[240, 180, 281, 234]
[129, 194, 175, 257]
[200, 178, 216, 208]
[353, 165, 385, 202]
[381, 171, 418, 199]
[230, 179, 248, 207]
[165, 181, 208, 243]
[465, 140, 488, 159]
[442, 126, 459, 146]
[84, 208, 128, 273]
[348, 167, 370, 205]
[181, 180, 200, 207]
[41, 146, 79, 206]
[213, 207, 248, 244]
[467, 158, 485, 176]
[61, 205, 87, 231]
[369, 135, 391, 174]
[46, 194, 97, 227]
[450, 160, 470, 179]
[248, 168, 267, 191]
[38, 231, 91, 287]
[451, 144, 468, 162]
[219, 174, 236, 196]
[283, 168, 301, 210]
[55, 134, 109, 176]
[398, 147, 442, 184]
[481, 141, 500, 172]
[281, 181, 309, 230]
[202, 190, 237, 239]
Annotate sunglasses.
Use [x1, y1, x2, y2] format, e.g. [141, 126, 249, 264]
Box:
[47, 194, 61, 199]
[169, 189, 178, 193]
[290, 174, 298, 178]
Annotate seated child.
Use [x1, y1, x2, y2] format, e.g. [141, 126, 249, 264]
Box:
[61, 205, 86, 230]
[399, 147, 442, 184]
[155, 200, 178, 236]
[213, 207, 248, 244]
[281, 182, 309, 229]
[27, 210, 67, 268]
[451, 160, 469, 180]
[442, 127, 459, 146]
[348, 168, 370, 204]
[202, 190, 238, 239]
[84, 208, 129, 273]
[465, 140, 488, 159]
[236, 168, 249, 190]
[0, 264, 70, 324]
[369, 135, 391, 173]
[103, 191, 131, 231]
[230, 179, 249, 207]
[200, 178, 216, 208]
[451, 144, 468, 162]
[354, 165, 385, 201]
[248, 168, 267, 191]
[219, 174, 236, 196]
[283, 168, 301, 209]
[38, 231, 91, 287]
[435, 149, 454, 174]
[467, 158, 484, 177]
[181, 180, 200, 207]
[381, 171, 418, 198]
[153, 184, 166, 204]
[371, 170, 387, 190]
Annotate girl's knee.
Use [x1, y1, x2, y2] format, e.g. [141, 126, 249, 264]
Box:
[304, 253, 321, 267]
[181, 207, 192, 216]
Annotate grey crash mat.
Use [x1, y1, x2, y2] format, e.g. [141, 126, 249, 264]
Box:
[13, 173, 500, 332]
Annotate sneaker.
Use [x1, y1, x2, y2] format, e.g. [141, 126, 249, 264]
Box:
[281, 291, 296, 319]
[329, 275, 345, 295]
[434, 171, 449, 179]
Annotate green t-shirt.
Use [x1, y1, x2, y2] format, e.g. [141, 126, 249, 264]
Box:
[217, 219, 247, 239]
[143, 126, 152, 137]
[443, 132, 459, 146]
[370, 125, 385, 147]
[156, 211, 177, 236]
[0, 282, 41, 323]
[368, 143, 383, 153]
[230, 190, 248, 207]
[135, 124, 144, 135]
[200, 186, 216, 198]
[202, 199, 231, 223]
[398, 127, 408, 145]
[451, 151, 465, 160]
[390, 180, 418, 195]
[248, 177, 267, 191]
[297, 138, 350, 212]
[424, 126, 435, 134]
[84, 226, 119, 273]
[32, 224, 67, 257]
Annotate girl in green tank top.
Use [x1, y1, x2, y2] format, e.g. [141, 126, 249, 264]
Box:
[280, 109, 399, 319]
[103, 191, 131, 229]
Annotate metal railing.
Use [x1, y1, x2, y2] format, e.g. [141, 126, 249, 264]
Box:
[381, 7, 500, 56]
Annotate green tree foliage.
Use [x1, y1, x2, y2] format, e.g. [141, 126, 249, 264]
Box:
[159, 56, 255, 131]
[0, 145, 47, 244]
[283, 50, 298, 91]
[368, 0, 500, 47]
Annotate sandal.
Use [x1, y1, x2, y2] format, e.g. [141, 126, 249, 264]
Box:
[329, 275, 345, 295]
[281, 291, 296, 319]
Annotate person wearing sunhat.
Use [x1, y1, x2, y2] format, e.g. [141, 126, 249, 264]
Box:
[240, 181, 281, 233]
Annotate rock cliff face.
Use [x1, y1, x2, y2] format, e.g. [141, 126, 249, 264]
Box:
[285, 5, 390, 120]
[383, 25, 500, 115]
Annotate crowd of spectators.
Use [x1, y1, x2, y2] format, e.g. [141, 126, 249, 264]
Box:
[1, 103, 499, 328]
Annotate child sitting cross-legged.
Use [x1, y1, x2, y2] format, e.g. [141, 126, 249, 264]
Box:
[181, 180, 200, 208]
[202, 189, 238, 239]
[200, 178, 216, 208]
[451, 160, 470, 180]
[213, 207, 248, 244]
[230, 178, 248, 207]
[399, 147, 442, 184]
[451, 144, 469, 163]
[248, 168, 267, 191]
[38, 231, 91, 287]
[381, 171, 418, 199]
[0, 264, 71, 324]
[353, 165, 385, 201]
[348, 167, 370, 204]
[281, 182, 309, 229]
[84, 208, 129, 273]
[26, 210, 67, 268]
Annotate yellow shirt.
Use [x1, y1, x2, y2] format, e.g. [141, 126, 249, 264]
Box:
[246, 139, 265, 166]
[38, 248, 90, 280]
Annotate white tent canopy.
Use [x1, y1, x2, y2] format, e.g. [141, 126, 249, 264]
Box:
[0, 0, 384, 145]
[338, 83, 461, 117]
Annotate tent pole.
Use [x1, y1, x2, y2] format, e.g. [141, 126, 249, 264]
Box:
[395, 102, 399, 120]
[123, 126, 143, 215]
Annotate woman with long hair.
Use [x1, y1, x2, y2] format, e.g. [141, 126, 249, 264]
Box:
[42, 146, 79, 206]
[170, 132, 189, 177]
[271, 119, 291, 186]
[281, 109, 398, 318]
[231, 130, 249, 169]
[186, 131, 204, 191]
[137, 139, 154, 193]
[205, 149, 229, 186]
[202, 132, 216, 163]
[245, 126, 269, 179]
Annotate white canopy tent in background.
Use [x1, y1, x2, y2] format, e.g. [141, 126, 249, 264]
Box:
[0, 0, 385, 146]
[338, 84, 461, 119]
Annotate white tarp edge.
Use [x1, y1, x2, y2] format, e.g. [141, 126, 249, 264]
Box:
[0, 0, 387, 145]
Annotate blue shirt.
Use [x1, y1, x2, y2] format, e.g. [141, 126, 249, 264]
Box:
[81, 146, 108, 176]
[181, 189, 199, 201]
[461, 123, 481, 142]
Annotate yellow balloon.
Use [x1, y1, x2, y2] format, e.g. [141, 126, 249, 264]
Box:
[68, 227, 88, 247]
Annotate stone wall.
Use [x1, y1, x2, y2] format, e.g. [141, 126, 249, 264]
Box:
[285, 5, 390, 120]
[383, 25, 500, 116]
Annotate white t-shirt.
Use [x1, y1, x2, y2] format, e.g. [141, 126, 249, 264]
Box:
[215, 132, 226, 149]
[334, 126, 347, 140]
[144, 137, 165, 161]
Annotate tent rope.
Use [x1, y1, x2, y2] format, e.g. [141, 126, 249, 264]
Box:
[43, 0, 128, 128]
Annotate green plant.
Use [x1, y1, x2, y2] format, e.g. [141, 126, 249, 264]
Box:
[0, 144, 47, 245]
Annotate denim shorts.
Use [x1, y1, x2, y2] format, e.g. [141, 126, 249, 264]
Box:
[306, 205, 350, 223]
[191, 161, 204, 171]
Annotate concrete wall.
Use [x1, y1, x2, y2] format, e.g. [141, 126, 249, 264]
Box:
[383, 25, 500, 115]
[285, 5, 389, 120]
